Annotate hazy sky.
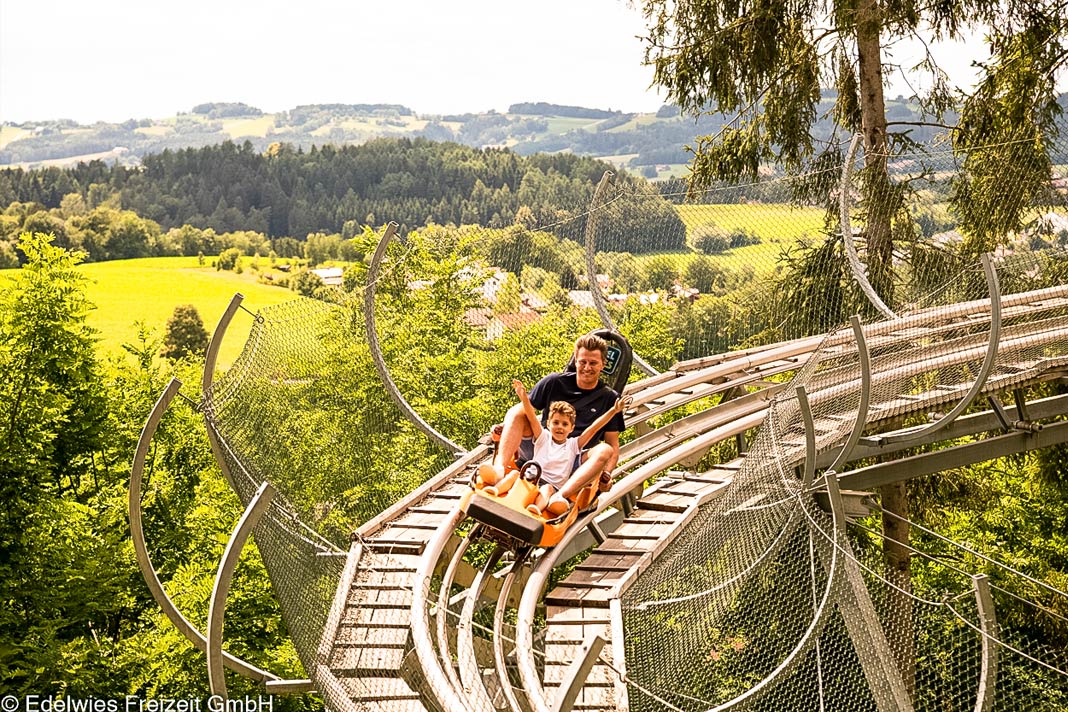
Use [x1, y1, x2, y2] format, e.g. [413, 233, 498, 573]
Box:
[1, 0, 997, 125]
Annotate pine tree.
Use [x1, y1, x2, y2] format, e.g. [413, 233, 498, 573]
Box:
[160, 304, 209, 362]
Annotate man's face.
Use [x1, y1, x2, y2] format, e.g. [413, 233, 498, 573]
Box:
[574, 347, 604, 389]
[547, 413, 576, 442]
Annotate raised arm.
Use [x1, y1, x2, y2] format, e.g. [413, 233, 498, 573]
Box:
[513, 379, 542, 440]
[576, 396, 629, 450]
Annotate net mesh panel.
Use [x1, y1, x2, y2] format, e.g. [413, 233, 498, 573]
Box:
[202, 296, 453, 692]
[195, 129, 1068, 711]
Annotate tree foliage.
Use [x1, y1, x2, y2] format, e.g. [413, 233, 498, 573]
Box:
[160, 304, 209, 362]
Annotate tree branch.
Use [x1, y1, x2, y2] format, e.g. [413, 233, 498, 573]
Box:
[886, 120, 959, 130]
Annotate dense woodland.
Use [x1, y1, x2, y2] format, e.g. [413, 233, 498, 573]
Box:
[0, 139, 682, 253]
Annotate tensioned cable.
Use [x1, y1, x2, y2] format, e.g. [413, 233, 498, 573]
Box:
[799, 486, 1068, 676]
[658, 160, 847, 203]
[943, 598, 1068, 677]
[848, 518, 1068, 626]
[873, 501, 1068, 601]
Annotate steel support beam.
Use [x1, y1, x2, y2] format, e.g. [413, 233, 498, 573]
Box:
[840, 418, 1068, 490]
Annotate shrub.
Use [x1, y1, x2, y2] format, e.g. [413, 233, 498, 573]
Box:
[691, 225, 731, 254]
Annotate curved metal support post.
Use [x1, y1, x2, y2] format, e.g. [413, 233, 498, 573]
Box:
[796, 385, 817, 487]
[515, 563, 554, 712]
[436, 530, 477, 697]
[410, 507, 473, 712]
[202, 293, 245, 395]
[583, 170, 658, 376]
[456, 545, 505, 709]
[130, 379, 276, 683]
[364, 221, 464, 455]
[826, 316, 872, 475]
[207, 481, 277, 698]
[840, 133, 896, 320]
[493, 552, 531, 712]
[972, 574, 998, 712]
[202, 293, 246, 492]
[878, 254, 1003, 446]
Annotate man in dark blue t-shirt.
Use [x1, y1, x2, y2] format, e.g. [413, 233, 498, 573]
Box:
[483, 333, 625, 504]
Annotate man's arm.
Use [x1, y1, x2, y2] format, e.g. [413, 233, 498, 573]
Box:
[576, 396, 627, 449]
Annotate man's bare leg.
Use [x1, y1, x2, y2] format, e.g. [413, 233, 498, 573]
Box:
[556, 442, 613, 502]
[493, 402, 532, 470]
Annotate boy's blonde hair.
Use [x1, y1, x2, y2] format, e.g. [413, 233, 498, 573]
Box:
[548, 400, 576, 424]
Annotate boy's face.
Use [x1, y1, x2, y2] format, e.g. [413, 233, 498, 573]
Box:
[547, 413, 575, 442]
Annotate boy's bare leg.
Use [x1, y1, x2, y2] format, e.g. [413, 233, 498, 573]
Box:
[528, 484, 554, 515]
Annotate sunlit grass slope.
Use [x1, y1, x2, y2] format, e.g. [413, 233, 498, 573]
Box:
[634, 203, 830, 274]
[78, 256, 298, 367]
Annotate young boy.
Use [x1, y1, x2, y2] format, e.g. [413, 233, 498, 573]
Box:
[500, 378, 626, 517]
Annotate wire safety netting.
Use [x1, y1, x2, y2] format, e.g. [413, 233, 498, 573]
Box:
[201, 295, 455, 693]
[195, 128, 1068, 712]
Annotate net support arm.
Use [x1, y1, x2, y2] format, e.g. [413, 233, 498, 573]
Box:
[973, 574, 998, 712]
[202, 293, 246, 491]
[129, 378, 277, 683]
[583, 170, 658, 376]
[364, 221, 464, 455]
[840, 133, 896, 320]
[207, 481, 277, 698]
[873, 254, 1002, 446]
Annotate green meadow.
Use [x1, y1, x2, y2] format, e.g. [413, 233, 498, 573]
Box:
[76, 256, 299, 367]
[635, 203, 830, 274]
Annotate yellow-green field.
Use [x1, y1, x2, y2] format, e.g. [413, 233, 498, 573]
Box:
[77, 257, 299, 367]
[0, 126, 30, 149]
[221, 115, 276, 138]
[634, 203, 830, 274]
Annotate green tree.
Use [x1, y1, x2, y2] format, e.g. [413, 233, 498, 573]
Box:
[217, 247, 242, 271]
[160, 305, 210, 362]
[293, 270, 325, 297]
[0, 233, 111, 690]
[690, 224, 730, 255]
[643, 255, 679, 291]
[683, 255, 726, 294]
[495, 272, 522, 314]
[642, 0, 1068, 300]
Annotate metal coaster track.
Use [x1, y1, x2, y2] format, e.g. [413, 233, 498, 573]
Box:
[131, 281, 1068, 711]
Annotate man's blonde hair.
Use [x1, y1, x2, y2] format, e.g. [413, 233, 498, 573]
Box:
[548, 400, 576, 424]
[574, 333, 608, 361]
